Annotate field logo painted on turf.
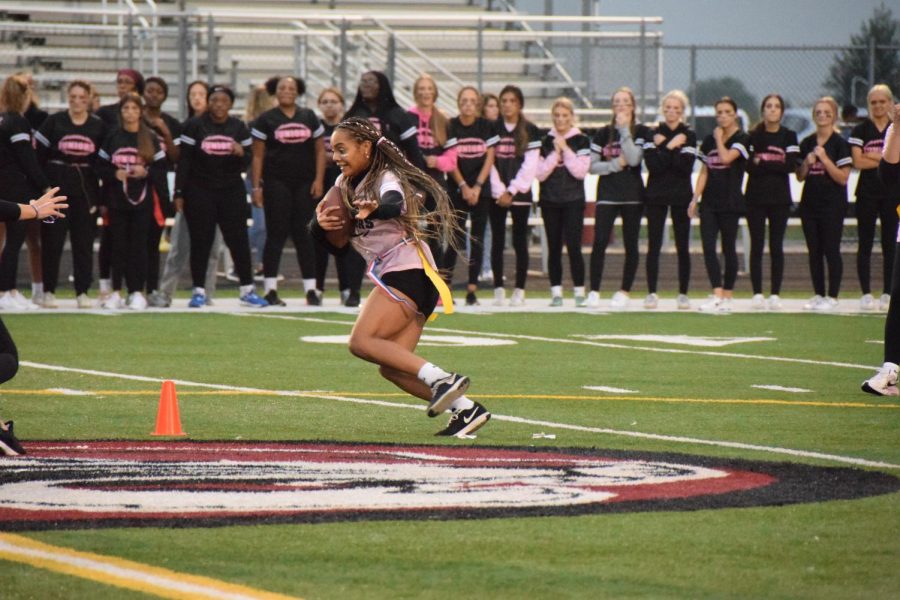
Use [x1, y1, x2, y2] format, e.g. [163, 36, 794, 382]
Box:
[0, 442, 896, 530]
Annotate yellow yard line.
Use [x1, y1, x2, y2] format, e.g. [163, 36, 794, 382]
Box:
[0, 533, 300, 600]
[4, 389, 896, 410]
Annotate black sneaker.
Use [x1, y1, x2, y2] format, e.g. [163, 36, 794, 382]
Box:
[264, 290, 286, 307]
[345, 290, 361, 307]
[465, 291, 479, 306]
[306, 289, 322, 306]
[435, 402, 491, 437]
[0, 421, 26, 456]
[427, 373, 470, 417]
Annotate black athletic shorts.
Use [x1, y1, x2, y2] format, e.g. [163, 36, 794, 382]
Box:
[380, 268, 440, 318]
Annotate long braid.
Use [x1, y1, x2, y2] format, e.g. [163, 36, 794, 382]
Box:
[336, 117, 461, 253]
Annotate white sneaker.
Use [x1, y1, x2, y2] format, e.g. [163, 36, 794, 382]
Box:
[129, 291, 148, 310]
[751, 293, 766, 310]
[719, 297, 733, 312]
[815, 296, 838, 311]
[676, 294, 691, 310]
[9, 290, 37, 311]
[643, 293, 658, 309]
[31, 292, 44, 307]
[880, 293, 891, 311]
[586, 290, 600, 308]
[0, 292, 17, 310]
[861, 362, 899, 396]
[803, 295, 824, 311]
[76, 293, 92, 309]
[493, 287, 506, 306]
[609, 290, 630, 310]
[41, 292, 58, 309]
[509, 288, 525, 307]
[101, 291, 124, 309]
[698, 295, 723, 312]
[768, 294, 782, 310]
[860, 293, 875, 311]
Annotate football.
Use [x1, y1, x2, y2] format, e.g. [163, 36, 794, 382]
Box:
[318, 185, 354, 248]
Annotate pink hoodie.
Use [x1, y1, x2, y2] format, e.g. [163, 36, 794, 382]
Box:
[408, 106, 457, 173]
[536, 127, 590, 182]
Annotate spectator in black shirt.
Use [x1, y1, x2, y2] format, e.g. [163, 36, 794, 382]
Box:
[95, 68, 144, 127]
[96, 93, 170, 310]
[251, 76, 325, 307]
[0, 74, 51, 310]
[796, 97, 852, 311]
[745, 93, 799, 310]
[689, 97, 751, 313]
[444, 86, 498, 306]
[850, 84, 896, 311]
[643, 89, 696, 310]
[35, 80, 106, 309]
[177, 85, 267, 308]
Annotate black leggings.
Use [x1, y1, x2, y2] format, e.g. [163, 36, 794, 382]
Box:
[109, 207, 153, 294]
[885, 235, 900, 364]
[489, 202, 531, 290]
[443, 193, 490, 287]
[801, 207, 846, 298]
[645, 203, 691, 295]
[747, 203, 790, 296]
[856, 195, 899, 295]
[41, 193, 96, 295]
[700, 210, 740, 290]
[314, 244, 365, 293]
[591, 203, 642, 292]
[263, 178, 315, 280]
[184, 183, 253, 288]
[0, 217, 28, 292]
[0, 317, 18, 387]
[541, 202, 585, 288]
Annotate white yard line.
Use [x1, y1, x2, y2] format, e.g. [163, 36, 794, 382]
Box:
[751, 385, 813, 393]
[20, 361, 900, 470]
[584, 386, 639, 394]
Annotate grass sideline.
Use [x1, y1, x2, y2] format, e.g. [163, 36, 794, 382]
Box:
[0, 310, 897, 599]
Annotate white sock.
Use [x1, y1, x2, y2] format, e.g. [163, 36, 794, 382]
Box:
[99, 279, 111, 293]
[303, 278, 316, 292]
[193, 287, 206, 295]
[550, 285, 562, 298]
[32, 282, 43, 296]
[574, 286, 585, 297]
[239, 284, 253, 296]
[264, 278, 278, 293]
[417, 362, 452, 386]
[450, 395, 475, 411]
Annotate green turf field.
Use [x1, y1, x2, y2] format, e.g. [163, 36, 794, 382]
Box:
[0, 310, 897, 599]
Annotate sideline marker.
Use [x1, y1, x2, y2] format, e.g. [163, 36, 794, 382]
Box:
[151, 380, 186, 436]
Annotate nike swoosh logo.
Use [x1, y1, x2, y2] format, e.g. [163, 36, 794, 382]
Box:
[462, 411, 479, 425]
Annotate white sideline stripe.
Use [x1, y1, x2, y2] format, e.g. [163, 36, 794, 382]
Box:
[751, 385, 812, 393]
[46, 388, 96, 396]
[0, 534, 296, 600]
[20, 361, 900, 471]
[584, 386, 638, 394]
[243, 314, 878, 372]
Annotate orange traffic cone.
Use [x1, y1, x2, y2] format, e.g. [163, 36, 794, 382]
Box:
[151, 380, 186, 436]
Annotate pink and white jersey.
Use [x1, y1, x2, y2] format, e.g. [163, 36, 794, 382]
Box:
[335, 170, 436, 276]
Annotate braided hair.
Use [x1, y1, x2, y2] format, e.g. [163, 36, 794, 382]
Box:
[334, 117, 460, 252]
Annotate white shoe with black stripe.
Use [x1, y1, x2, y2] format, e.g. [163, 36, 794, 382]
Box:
[427, 373, 470, 417]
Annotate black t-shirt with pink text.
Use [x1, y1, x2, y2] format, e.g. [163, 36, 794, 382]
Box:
[799, 131, 852, 213]
[177, 113, 251, 192]
[251, 105, 324, 183]
[699, 130, 750, 213]
[35, 111, 106, 203]
[449, 116, 499, 195]
[849, 119, 891, 199]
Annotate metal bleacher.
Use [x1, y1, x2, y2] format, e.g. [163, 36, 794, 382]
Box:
[1, 0, 661, 126]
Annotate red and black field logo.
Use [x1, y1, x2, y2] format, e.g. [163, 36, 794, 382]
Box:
[0, 441, 896, 531]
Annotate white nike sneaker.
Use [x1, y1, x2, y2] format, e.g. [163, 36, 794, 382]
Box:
[509, 288, 525, 307]
[10, 290, 37, 311]
[698, 295, 723, 312]
[861, 362, 899, 396]
[880, 293, 891, 311]
[586, 290, 600, 308]
[101, 291, 124, 309]
[492, 287, 506, 307]
[609, 290, 629, 310]
[41, 292, 58, 309]
[129, 291, 148, 310]
[676, 294, 691, 310]
[815, 297, 838, 311]
[0, 292, 17, 310]
[803, 295, 824, 311]
[76, 293, 92, 309]
[643, 293, 658, 309]
[751, 293, 766, 310]
[860, 293, 875, 311]
[767, 294, 782, 310]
